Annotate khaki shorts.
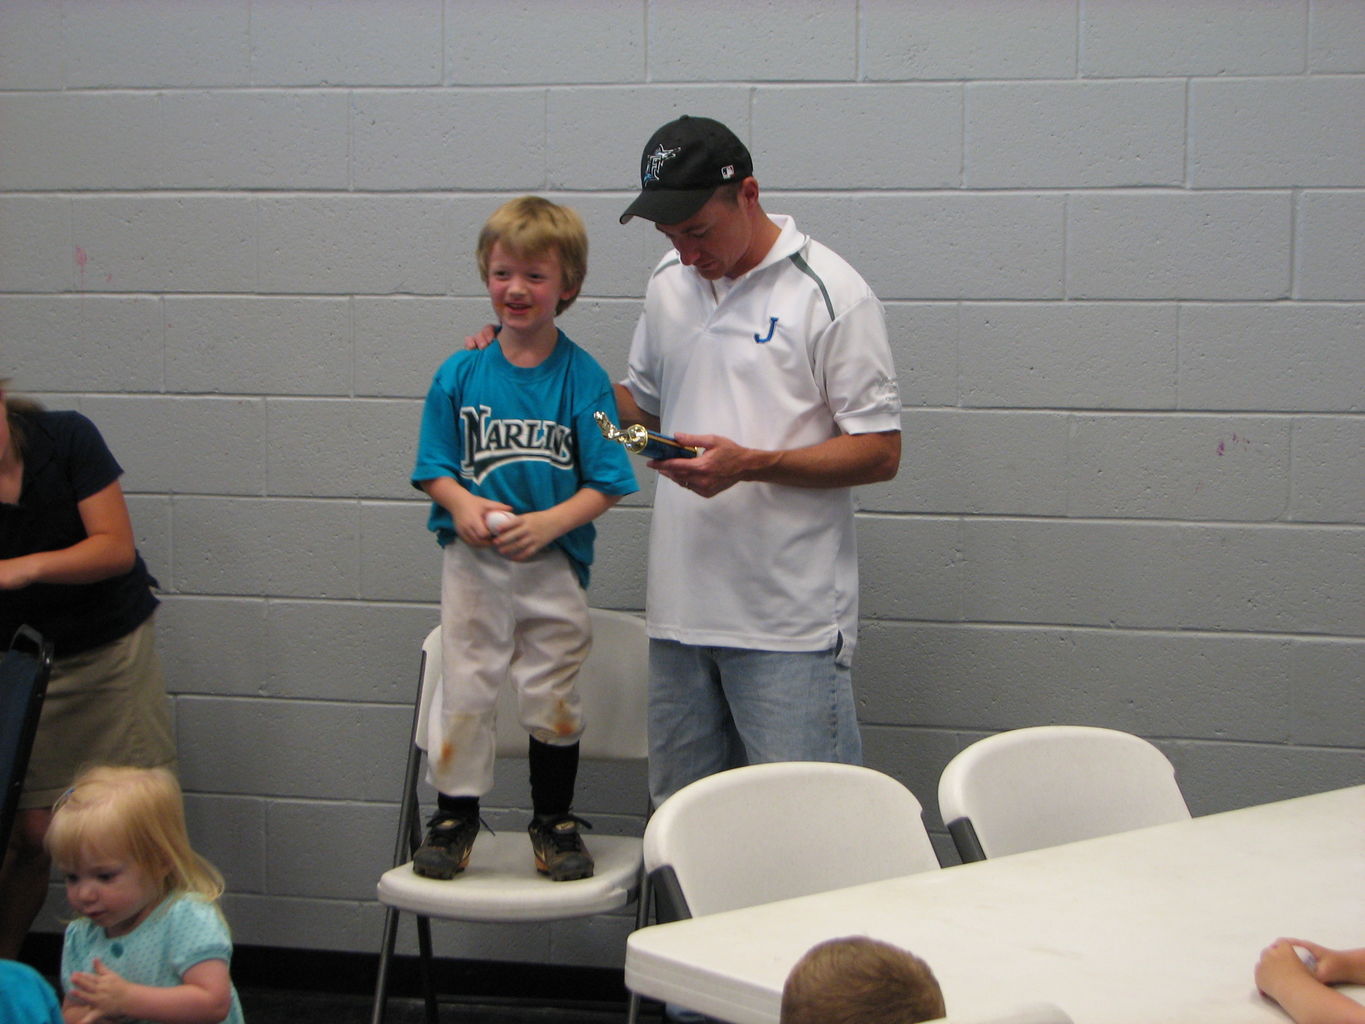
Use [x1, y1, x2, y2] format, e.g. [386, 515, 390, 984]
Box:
[20, 616, 177, 810]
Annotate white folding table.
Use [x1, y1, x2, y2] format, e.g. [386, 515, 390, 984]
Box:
[626, 784, 1365, 1024]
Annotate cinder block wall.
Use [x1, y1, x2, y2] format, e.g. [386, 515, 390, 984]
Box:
[3, 0, 1361, 968]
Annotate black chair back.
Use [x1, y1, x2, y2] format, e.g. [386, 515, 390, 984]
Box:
[0, 625, 53, 851]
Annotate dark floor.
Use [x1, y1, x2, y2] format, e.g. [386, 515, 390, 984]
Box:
[243, 986, 652, 1023]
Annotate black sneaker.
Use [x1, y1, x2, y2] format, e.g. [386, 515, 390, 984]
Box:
[528, 813, 594, 881]
[413, 812, 479, 879]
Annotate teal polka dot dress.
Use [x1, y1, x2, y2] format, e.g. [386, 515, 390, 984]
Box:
[61, 894, 244, 1024]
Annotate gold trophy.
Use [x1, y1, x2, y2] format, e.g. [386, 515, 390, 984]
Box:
[594, 411, 698, 460]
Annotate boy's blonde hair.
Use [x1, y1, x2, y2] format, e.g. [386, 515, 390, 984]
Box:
[46, 765, 224, 906]
[780, 936, 946, 1024]
[476, 196, 588, 314]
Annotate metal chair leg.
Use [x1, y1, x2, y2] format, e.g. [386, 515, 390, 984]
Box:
[625, 852, 653, 1024]
[417, 914, 438, 1024]
[369, 906, 401, 1024]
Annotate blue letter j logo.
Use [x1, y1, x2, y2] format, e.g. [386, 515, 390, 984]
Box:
[754, 317, 778, 343]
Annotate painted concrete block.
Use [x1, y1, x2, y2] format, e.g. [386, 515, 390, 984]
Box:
[0, 2, 65, 90]
[70, 196, 258, 293]
[266, 398, 417, 499]
[175, 696, 411, 801]
[958, 302, 1178, 409]
[648, 0, 855, 81]
[754, 85, 962, 189]
[861, 409, 1069, 517]
[1289, 417, 1365, 524]
[0, 94, 163, 189]
[448, 2, 643, 84]
[0, 296, 164, 391]
[160, 91, 350, 189]
[0, 198, 69, 291]
[1068, 192, 1292, 300]
[1310, 0, 1365, 71]
[1065, 414, 1292, 521]
[61, 0, 250, 87]
[1081, 0, 1305, 77]
[1296, 191, 1365, 300]
[1191, 78, 1365, 188]
[255, 196, 455, 296]
[165, 296, 353, 396]
[858, 516, 962, 622]
[863, 0, 1077, 81]
[352, 90, 546, 191]
[357, 499, 444, 604]
[856, 194, 1066, 299]
[85, 395, 269, 496]
[968, 81, 1185, 188]
[1178, 304, 1364, 412]
[250, 1, 441, 86]
[172, 496, 362, 597]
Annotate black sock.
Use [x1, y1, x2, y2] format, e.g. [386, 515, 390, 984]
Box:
[528, 737, 579, 818]
[436, 794, 479, 820]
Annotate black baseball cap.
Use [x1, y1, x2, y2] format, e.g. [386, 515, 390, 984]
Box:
[619, 116, 754, 225]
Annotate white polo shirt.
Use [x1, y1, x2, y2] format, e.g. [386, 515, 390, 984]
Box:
[624, 215, 900, 661]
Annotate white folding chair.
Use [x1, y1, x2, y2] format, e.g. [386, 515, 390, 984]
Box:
[937, 725, 1191, 863]
[371, 609, 650, 1024]
[643, 761, 941, 922]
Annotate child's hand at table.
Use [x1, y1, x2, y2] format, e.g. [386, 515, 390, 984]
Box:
[68, 959, 132, 1023]
[1256, 939, 1365, 1024]
[1257, 940, 1317, 993]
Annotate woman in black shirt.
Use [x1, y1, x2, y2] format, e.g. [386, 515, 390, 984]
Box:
[0, 379, 175, 958]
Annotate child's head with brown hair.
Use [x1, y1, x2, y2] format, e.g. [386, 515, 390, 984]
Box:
[46, 765, 224, 910]
[780, 936, 946, 1024]
[476, 196, 588, 314]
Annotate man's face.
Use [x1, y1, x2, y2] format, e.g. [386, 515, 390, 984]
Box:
[655, 189, 753, 280]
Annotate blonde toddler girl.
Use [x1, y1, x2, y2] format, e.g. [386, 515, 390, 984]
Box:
[45, 765, 243, 1024]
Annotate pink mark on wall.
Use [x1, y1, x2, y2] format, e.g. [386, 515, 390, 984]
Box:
[1216, 433, 1250, 457]
[75, 246, 88, 289]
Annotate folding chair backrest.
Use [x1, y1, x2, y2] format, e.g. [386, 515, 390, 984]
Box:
[0, 626, 54, 851]
[938, 725, 1191, 862]
[414, 609, 649, 762]
[643, 761, 940, 919]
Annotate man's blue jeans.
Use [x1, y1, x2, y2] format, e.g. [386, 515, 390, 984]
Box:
[646, 638, 863, 807]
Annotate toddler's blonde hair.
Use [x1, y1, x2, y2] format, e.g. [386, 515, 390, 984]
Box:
[47, 765, 224, 906]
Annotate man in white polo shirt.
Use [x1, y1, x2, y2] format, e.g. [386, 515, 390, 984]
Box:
[615, 115, 901, 807]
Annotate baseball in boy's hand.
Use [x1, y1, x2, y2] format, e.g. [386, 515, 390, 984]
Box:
[1293, 945, 1319, 971]
[484, 511, 517, 535]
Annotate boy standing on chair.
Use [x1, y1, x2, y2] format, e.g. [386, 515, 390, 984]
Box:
[411, 196, 636, 881]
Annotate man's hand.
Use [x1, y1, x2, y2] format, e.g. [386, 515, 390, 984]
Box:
[649, 434, 759, 499]
[464, 324, 498, 350]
